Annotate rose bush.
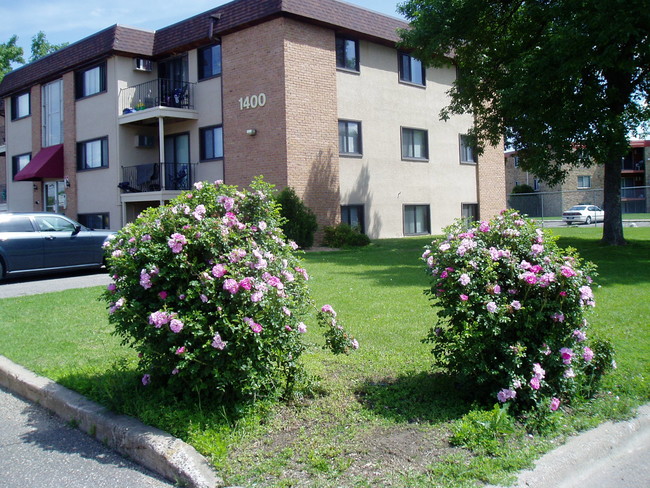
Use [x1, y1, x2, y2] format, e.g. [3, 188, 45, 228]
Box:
[103, 178, 354, 402]
[422, 210, 614, 415]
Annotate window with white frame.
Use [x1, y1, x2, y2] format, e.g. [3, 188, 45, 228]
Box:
[398, 52, 425, 86]
[11, 92, 30, 120]
[77, 137, 108, 170]
[75, 63, 106, 99]
[200, 125, 224, 160]
[338, 120, 362, 155]
[577, 175, 591, 189]
[460, 135, 476, 163]
[404, 204, 430, 235]
[42, 79, 63, 147]
[401, 127, 428, 160]
[336, 36, 359, 71]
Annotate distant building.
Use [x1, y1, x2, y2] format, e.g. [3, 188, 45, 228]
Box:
[0, 0, 505, 238]
[504, 140, 649, 217]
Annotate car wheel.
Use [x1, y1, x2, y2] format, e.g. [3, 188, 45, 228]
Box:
[585, 216, 592, 225]
[566, 221, 572, 225]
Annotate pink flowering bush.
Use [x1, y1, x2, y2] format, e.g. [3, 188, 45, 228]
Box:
[103, 178, 335, 401]
[422, 209, 614, 416]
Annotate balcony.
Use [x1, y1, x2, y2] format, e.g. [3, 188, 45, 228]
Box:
[118, 79, 198, 125]
[119, 162, 197, 194]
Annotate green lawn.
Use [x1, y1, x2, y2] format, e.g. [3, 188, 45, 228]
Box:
[0, 227, 648, 487]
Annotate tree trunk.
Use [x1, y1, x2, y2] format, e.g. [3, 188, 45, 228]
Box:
[601, 154, 626, 246]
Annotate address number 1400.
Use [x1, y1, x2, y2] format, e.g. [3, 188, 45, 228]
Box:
[239, 93, 267, 110]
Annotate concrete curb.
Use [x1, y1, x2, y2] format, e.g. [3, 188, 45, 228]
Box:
[490, 403, 650, 488]
[0, 355, 223, 488]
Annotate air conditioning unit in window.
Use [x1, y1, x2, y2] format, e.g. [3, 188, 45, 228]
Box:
[134, 58, 153, 72]
[135, 135, 155, 148]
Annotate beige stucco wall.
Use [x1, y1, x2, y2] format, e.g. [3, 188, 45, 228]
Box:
[337, 41, 476, 238]
[4, 99, 34, 211]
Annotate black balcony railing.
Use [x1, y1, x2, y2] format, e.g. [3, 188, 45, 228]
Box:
[119, 162, 196, 193]
[119, 79, 195, 114]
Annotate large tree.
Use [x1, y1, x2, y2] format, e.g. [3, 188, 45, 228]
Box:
[0, 35, 24, 82]
[29, 31, 68, 63]
[398, 0, 650, 245]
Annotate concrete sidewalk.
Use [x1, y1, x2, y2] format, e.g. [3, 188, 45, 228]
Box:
[491, 404, 650, 488]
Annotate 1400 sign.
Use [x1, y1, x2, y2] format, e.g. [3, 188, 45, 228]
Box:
[239, 93, 267, 110]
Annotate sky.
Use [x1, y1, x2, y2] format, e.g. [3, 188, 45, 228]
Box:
[1, 0, 406, 61]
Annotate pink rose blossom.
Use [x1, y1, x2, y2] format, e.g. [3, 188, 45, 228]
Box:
[583, 347, 594, 362]
[212, 264, 227, 278]
[560, 347, 573, 365]
[321, 304, 337, 316]
[167, 233, 187, 253]
[486, 301, 498, 313]
[497, 388, 517, 402]
[460, 294, 469, 301]
[550, 397, 561, 411]
[176, 346, 186, 355]
[297, 322, 307, 334]
[211, 332, 227, 350]
[223, 279, 240, 294]
[142, 374, 151, 386]
[529, 377, 541, 390]
[169, 319, 184, 333]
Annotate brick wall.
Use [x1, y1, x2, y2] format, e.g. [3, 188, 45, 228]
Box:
[283, 18, 340, 230]
[30, 85, 42, 210]
[222, 17, 340, 234]
[62, 71, 77, 218]
[478, 141, 506, 220]
[222, 18, 289, 189]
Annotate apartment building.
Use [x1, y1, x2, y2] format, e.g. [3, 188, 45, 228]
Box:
[505, 140, 650, 217]
[0, 0, 505, 239]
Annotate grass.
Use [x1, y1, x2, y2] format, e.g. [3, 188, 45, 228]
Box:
[0, 228, 648, 486]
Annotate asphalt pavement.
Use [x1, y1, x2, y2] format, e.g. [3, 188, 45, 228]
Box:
[1, 270, 649, 488]
[0, 385, 175, 488]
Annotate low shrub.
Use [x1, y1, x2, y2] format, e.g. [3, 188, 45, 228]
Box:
[274, 186, 318, 249]
[102, 178, 354, 403]
[422, 209, 614, 417]
[322, 223, 371, 248]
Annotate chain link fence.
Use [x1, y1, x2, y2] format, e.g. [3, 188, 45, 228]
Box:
[508, 186, 649, 221]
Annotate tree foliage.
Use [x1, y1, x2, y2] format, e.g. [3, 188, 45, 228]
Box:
[398, 0, 650, 245]
[0, 32, 68, 83]
[29, 31, 68, 63]
[0, 35, 24, 82]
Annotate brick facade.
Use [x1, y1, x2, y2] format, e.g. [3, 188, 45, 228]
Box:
[222, 17, 340, 231]
[62, 71, 77, 219]
[477, 141, 507, 220]
[283, 18, 340, 229]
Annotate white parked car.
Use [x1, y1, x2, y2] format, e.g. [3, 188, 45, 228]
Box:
[562, 205, 605, 225]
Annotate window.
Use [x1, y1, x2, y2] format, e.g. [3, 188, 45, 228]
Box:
[35, 214, 76, 232]
[513, 156, 520, 167]
[43, 79, 63, 146]
[198, 44, 222, 80]
[577, 175, 591, 189]
[399, 52, 425, 86]
[0, 215, 34, 232]
[336, 36, 359, 71]
[460, 135, 476, 163]
[11, 92, 30, 120]
[341, 205, 365, 233]
[404, 205, 430, 235]
[200, 126, 224, 160]
[533, 178, 540, 191]
[77, 213, 110, 229]
[338, 120, 362, 155]
[12, 153, 31, 179]
[75, 63, 106, 99]
[401, 128, 428, 160]
[462, 203, 479, 226]
[77, 137, 108, 170]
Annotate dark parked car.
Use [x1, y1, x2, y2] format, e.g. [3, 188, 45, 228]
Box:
[0, 213, 114, 279]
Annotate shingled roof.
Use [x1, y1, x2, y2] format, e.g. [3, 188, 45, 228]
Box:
[0, 0, 407, 98]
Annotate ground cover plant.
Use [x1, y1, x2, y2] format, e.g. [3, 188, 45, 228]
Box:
[0, 227, 648, 487]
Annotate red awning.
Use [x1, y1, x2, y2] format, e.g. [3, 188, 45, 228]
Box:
[14, 144, 64, 181]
